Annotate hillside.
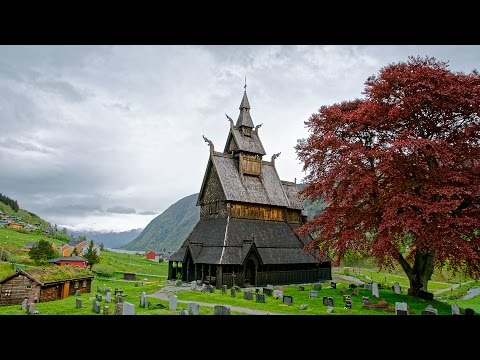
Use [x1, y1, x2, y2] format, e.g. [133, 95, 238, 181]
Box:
[121, 193, 200, 252]
[121, 186, 326, 252]
[0, 196, 51, 230]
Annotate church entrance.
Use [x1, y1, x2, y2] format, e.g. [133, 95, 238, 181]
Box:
[245, 259, 256, 286]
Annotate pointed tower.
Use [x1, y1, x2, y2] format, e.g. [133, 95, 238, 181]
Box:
[167, 86, 332, 288]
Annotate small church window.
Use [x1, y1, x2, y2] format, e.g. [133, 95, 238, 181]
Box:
[74, 280, 79, 289]
[82, 280, 87, 288]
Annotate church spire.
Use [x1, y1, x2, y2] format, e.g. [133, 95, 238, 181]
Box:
[236, 82, 254, 128]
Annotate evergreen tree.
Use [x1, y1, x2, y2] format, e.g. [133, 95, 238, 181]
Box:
[83, 240, 100, 269]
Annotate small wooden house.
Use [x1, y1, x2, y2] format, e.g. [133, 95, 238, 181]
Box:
[145, 250, 159, 262]
[48, 256, 89, 268]
[0, 265, 94, 306]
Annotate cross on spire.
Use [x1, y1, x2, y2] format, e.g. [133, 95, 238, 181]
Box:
[244, 76, 247, 91]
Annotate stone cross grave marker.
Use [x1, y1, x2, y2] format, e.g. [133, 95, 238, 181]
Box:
[76, 298, 83, 309]
[393, 282, 401, 294]
[214, 305, 231, 315]
[169, 295, 178, 311]
[372, 282, 379, 298]
[283, 295, 294, 305]
[21, 298, 28, 312]
[256, 293, 266, 303]
[395, 301, 409, 315]
[309, 290, 318, 298]
[122, 301, 135, 315]
[421, 304, 438, 315]
[451, 303, 460, 315]
[244, 291, 253, 300]
[187, 302, 199, 315]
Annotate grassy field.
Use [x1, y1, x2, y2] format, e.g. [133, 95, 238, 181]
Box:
[0, 226, 478, 315]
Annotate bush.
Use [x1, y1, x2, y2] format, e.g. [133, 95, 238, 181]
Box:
[343, 267, 351, 276]
[91, 264, 115, 277]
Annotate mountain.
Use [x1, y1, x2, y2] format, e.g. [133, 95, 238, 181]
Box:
[121, 185, 326, 253]
[69, 228, 143, 249]
[121, 193, 200, 252]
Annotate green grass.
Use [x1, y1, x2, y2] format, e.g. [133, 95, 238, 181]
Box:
[174, 283, 456, 315]
[99, 250, 168, 277]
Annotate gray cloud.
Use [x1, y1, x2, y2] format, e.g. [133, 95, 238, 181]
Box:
[0, 45, 479, 231]
[106, 206, 137, 214]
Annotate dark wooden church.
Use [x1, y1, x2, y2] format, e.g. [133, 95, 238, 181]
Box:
[168, 89, 331, 287]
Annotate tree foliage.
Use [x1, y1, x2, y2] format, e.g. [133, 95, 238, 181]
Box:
[83, 240, 100, 269]
[29, 240, 59, 265]
[0, 193, 19, 212]
[296, 56, 480, 297]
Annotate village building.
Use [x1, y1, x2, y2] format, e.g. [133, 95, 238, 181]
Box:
[48, 255, 89, 268]
[0, 266, 94, 306]
[168, 88, 331, 287]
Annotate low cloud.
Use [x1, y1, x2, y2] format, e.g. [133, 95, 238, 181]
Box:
[138, 210, 158, 215]
[106, 206, 137, 214]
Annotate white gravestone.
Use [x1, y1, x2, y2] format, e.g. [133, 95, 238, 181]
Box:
[393, 282, 401, 294]
[452, 303, 460, 315]
[190, 281, 196, 290]
[372, 282, 379, 298]
[106, 291, 112, 303]
[395, 301, 409, 315]
[187, 302, 199, 315]
[122, 301, 135, 315]
[169, 295, 178, 311]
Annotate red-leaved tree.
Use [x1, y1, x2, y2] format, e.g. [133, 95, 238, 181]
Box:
[295, 56, 480, 298]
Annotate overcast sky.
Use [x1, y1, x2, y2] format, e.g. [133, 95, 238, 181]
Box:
[1, 45, 479, 232]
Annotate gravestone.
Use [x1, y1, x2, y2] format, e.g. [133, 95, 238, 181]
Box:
[326, 306, 334, 313]
[208, 285, 215, 293]
[330, 281, 336, 289]
[362, 296, 369, 305]
[395, 302, 408, 315]
[214, 305, 231, 315]
[451, 303, 460, 315]
[76, 298, 83, 309]
[299, 304, 308, 310]
[322, 297, 334, 307]
[298, 285, 305, 291]
[179, 309, 189, 315]
[309, 290, 318, 298]
[28, 302, 36, 315]
[169, 295, 178, 311]
[106, 291, 112, 303]
[263, 288, 273, 296]
[122, 301, 135, 315]
[201, 284, 207, 293]
[114, 303, 123, 315]
[96, 294, 103, 302]
[372, 282, 379, 298]
[21, 298, 28, 312]
[266, 284, 274, 290]
[364, 283, 372, 291]
[103, 305, 109, 315]
[92, 301, 101, 314]
[116, 294, 124, 303]
[273, 290, 283, 299]
[75, 290, 81, 296]
[345, 300, 352, 309]
[256, 293, 266, 303]
[255, 288, 260, 294]
[187, 302, 199, 315]
[140, 291, 147, 308]
[313, 283, 322, 290]
[190, 281, 196, 290]
[421, 304, 438, 315]
[283, 295, 294, 305]
[244, 291, 253, 300]
[465, 308, 475, 316]
[231, 288, 237, 297]
[222, 285, 227, 294]
[343, 294, 351, 302]
[393, 282, 401, 294]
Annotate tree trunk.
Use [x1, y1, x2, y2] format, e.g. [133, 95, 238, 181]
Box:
[396, 249, 435, 300]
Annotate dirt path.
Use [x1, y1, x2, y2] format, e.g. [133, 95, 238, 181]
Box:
[148, 286, 283, 315]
